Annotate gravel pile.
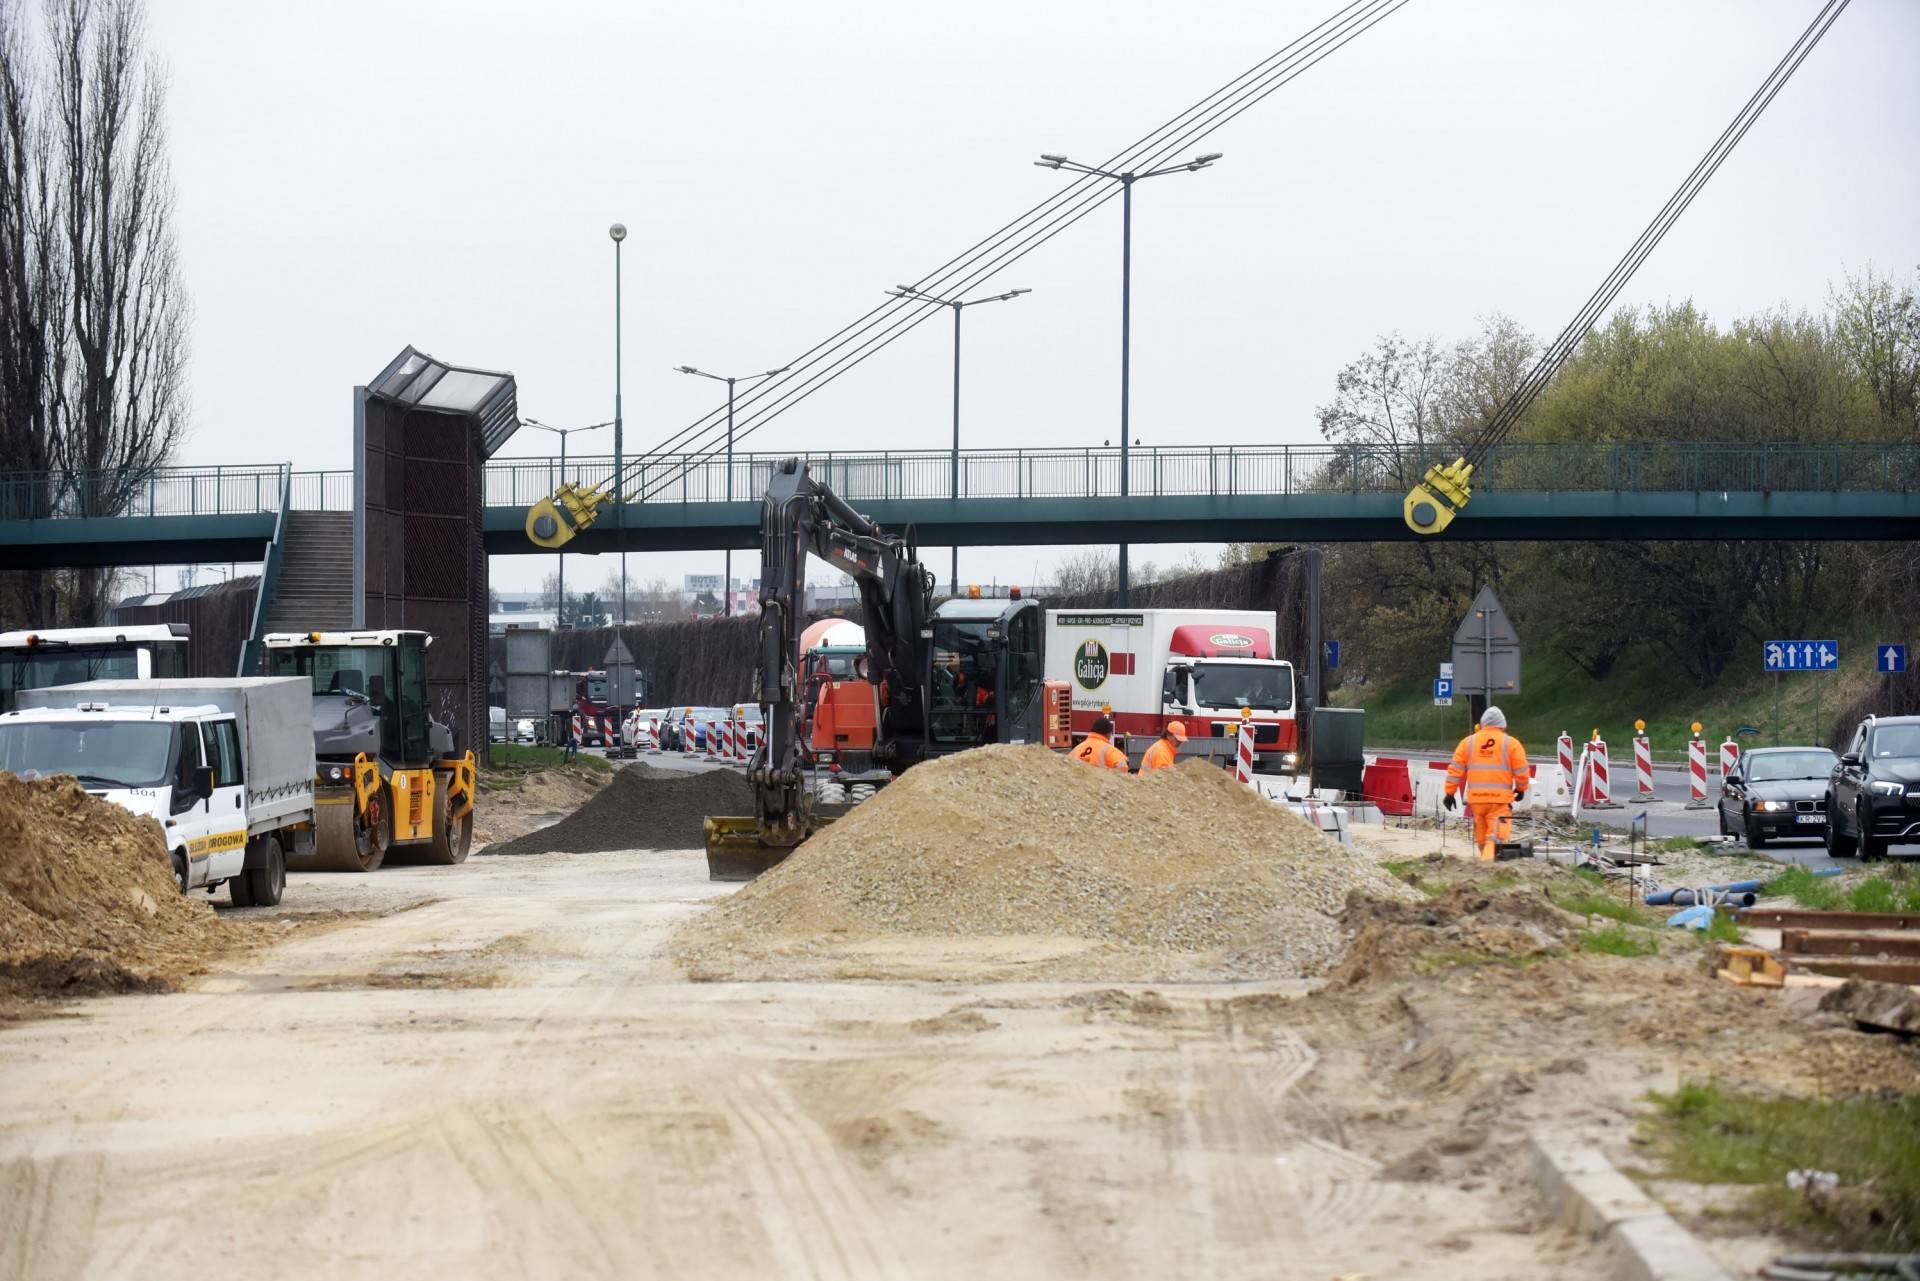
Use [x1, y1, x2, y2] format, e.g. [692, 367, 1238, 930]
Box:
[674, 744, 1413, 982]
[482, 762, 752, 857]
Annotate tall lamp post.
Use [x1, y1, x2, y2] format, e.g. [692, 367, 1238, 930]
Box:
[673, 363, 789, 614]
[609, 222, 627, 626]
[886, 283, 1030, 597]
[1035, 150, 1221, 606]
[522, 416, 614, 628]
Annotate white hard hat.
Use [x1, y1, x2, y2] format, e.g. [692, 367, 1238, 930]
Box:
[1480, 706, 1507, 729]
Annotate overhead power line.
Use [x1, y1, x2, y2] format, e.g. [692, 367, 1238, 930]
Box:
[625, 0, 1416, 501]
[1466, 0, 1852, 464]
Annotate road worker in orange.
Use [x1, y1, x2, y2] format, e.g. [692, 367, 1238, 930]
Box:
[1443, 706, 1528, 861]
[1069, 715, 1130, 771]
[1139, 720, 1187, 772]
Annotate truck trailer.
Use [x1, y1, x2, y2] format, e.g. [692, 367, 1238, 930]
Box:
[1043, 608, 1299, 771]
[7, 676, 316, 906]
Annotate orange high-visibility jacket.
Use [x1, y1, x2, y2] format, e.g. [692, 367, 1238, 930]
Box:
[1445, 728, 1529, 803]
[1140, 736, 1179, 772]
[1069, 732, 1129, 771]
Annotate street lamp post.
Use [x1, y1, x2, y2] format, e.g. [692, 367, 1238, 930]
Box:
[522, 416, 614, 628]
[674, 363, 789, 614]
[609, 222, 627, 626]
[886, 284, 1030, 597]
[1035, 150, 1221, 605]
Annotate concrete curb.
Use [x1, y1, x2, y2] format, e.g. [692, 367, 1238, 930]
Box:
[1529, 1132, 1734, 1281]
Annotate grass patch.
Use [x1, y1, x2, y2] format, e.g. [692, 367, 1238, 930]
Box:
[1700, 911, 1744, 944]
[1760, 865, 1843, 909]
[1657, 836, 1707, 852]
[1382, 861, 1448, 897]
[1844, 875, 1920, 914]
[485, 744, 613, 776]
[1570, 865, 1607, 884]
[1582, 924, 1659, 957]
[1641, 1081, 1920, 1249]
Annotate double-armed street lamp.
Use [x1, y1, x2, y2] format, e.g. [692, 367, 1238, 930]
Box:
[1035, 150, 1221, 605]
[886, 283, 1031, 597]
[523, 416, 614, 628]
[674, 363, 790, 614]
[609, 222, 628, 625]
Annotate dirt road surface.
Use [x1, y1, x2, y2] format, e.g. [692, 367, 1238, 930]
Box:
[0, 849, 1602, 1280]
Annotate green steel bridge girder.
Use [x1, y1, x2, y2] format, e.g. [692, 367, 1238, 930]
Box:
[0, 511, 277, 569]
[481, 488, 1920, 554]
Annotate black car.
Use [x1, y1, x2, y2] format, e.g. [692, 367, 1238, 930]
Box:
[1827, 715, 1920, 861]
[1718, 746, 1837, 848]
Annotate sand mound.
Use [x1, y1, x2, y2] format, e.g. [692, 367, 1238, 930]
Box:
[483, 762, 753, 857]
[0, 773, 227, 1005]
[1329, 885, 1579, 986]
[673, 744, 1414, 982]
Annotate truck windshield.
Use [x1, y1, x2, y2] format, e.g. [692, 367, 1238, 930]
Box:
[1191, 662, 1293, 712]
[0, 646, 145, 711]
[265, 645, 394, 702]
[0, 719, 176, 788]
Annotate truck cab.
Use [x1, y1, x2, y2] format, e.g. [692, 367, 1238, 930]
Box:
[0, 624, 190, 712]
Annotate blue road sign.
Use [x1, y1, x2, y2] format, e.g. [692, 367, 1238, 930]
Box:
[1878, 644, 1907, 674]
[1764, 640, 1839, 672]
[1324, 639, 1341, 670]
[1433, 677, 1454, 705]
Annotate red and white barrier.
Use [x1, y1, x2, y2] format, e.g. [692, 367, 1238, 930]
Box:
[1583, 735, 1620, 808]
[1719, 737, 1740, 786]
[1558, 732, 1574, 783]
[681, 720, 695, 755]
[1233, 719, 1256, 785]
[1631, 733, 1655, 803]
[733, 716, 749, 763]
[602, 716, 616, 749]
[571, 713, 583, 745]
[1687, 736, 1711, 808]
[646, 718, 660, 753]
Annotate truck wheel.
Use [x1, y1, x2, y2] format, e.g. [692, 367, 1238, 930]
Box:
[173, 852, 190, 894]
[229, 871, 256, 907]
[243, 838, 287, 906]
[422, 770, 473, 865]
[1824, 797, 1857, 858]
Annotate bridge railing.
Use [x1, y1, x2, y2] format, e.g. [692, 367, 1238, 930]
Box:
[8, 443, 1918, 522]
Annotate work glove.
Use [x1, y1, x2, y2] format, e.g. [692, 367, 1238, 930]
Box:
[1442, 792, 1457, 812]
[1513, 789, 1527, 805]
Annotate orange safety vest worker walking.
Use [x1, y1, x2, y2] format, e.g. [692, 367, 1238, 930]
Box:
[1443, 706, 1529, 861]
[1068, 715, 1130, 771]
[1139, 720, 1187, 772]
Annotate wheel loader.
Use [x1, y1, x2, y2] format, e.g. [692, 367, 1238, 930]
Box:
[261, 630, 475, 872]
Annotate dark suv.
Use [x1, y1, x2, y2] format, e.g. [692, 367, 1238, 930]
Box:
[1826, 715, 1920, 861]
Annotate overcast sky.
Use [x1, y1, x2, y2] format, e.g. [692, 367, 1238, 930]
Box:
[149, 0, 1917, 598]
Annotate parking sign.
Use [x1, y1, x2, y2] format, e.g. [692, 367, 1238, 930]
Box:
[1433, 677, 1454, 706]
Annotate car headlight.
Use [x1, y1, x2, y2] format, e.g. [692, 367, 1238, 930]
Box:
[1756, 800, 1787, 812]
[1869, 780, 1906, 797]
[1282, 752, 1298, 766]
[326, 765, 345, 782]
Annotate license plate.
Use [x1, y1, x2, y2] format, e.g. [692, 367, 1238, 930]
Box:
[1795, 814, 1823, 824]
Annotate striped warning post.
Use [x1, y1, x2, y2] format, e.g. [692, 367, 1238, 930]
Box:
[733, 716, 749, 764]
[1686, 736, 1711, 808]
[646, 718, 660, 753]
[705, 722, 718, 760]
[602, 716, 616, 749]
[1719, 737, 1740, 786]
[1631, 733, 1656, 803]
[1557, 732, 1574, 783]
[1585, 735, 1620, 808]
[1233, 718, 1256, 785]
[571, 713, 583, 745]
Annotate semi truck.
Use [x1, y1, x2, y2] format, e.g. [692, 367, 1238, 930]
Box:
[0, 624, 190, 712]
[1043, 608, 1299, 772]
[5, 677, 316, 906]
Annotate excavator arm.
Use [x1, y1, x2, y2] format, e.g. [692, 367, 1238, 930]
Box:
[706, 457, 934, 879]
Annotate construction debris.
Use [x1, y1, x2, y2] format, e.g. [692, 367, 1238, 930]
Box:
[482, 763, 752, 857]
[1820, 980, 1920, 1036]
[1718, 945, 1787, 988]
[674, 745, 1412, 982]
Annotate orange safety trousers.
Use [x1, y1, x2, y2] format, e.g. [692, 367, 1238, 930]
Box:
[1467, 804, 1513, 862]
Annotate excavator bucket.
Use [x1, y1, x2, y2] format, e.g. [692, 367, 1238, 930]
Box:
[703, 813, 838, 882]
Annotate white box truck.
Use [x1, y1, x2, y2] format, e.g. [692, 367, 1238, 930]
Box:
[5, 677, 316, 906]
[1043, 609, 1299, 771]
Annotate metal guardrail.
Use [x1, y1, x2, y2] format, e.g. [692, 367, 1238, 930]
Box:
[4, 443, 1917, 522]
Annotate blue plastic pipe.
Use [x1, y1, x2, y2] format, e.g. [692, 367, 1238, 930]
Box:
[1645, 879, 1763, 906]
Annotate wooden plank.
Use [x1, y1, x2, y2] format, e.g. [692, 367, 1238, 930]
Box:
[1780, 930, 1920, 959]
[1731, 908, 1920, 931]
[1717, 946, 1786, 988]
[1793, 958, 1920, 985]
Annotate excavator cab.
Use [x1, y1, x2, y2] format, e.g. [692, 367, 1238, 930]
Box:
[925, 598, 1042, 749]
[262, 630, 475, 873]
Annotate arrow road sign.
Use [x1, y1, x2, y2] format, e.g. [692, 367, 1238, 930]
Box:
[1879, 644, 1907, 674]
[1764, 640, 1840, 672]
[1433, 677, 1454, 706]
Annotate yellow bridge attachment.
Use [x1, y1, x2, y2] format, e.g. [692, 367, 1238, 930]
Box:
[1402, 457, 1475, 536]
[525, 482, 613, 550]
